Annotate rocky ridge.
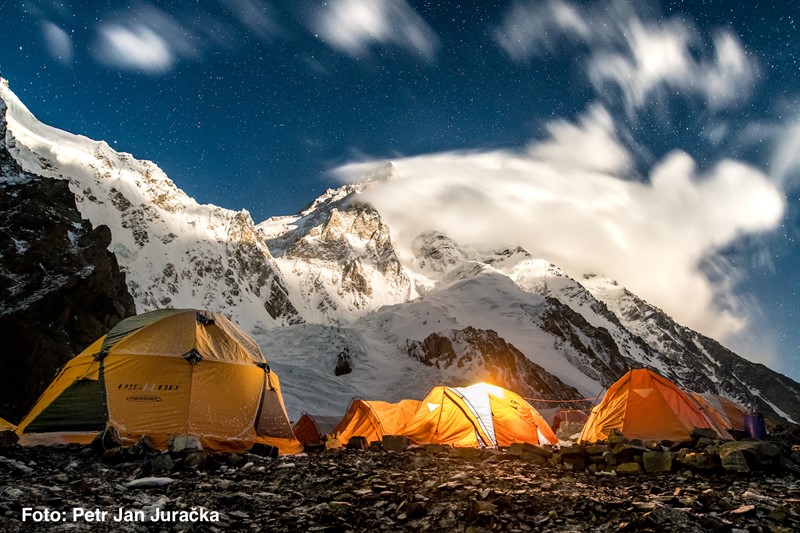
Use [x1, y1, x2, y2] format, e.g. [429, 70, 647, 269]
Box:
[0, 96, 135, 421]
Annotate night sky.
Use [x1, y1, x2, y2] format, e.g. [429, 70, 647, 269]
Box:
[1, 1, 798, 379]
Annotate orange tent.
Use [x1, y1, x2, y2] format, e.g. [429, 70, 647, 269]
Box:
[333, 399, 421, 445]
[579, 369, 732, 443]
[400, 383, 558, 448]
[292, 413, 340, 444]
[694, 393, 747, 432]
[16, 309, 301, 454]
[551, 409, 589, 431]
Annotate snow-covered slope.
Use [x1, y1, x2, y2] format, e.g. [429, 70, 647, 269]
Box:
[0, 81, 299, 332]
[2, 78, 799, 425]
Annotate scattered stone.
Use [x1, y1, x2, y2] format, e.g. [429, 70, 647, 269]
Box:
[184, 451, 208, 470]
[169, 435, 203, 453]
[0, 434, 798, 533]
[144, 453, 174, 474]
[90, 426, 122, 454]
[124, 476, 175, 488]
[128, 435, 158, 457]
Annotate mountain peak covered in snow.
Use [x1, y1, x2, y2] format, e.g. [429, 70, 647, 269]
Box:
[2, 81, 799, 424]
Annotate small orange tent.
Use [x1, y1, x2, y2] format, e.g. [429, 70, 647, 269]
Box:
[579, 369, 732, 443]
[333, 399, 421, 445]
[400, 383, 558, 448]
[694, 393, 747, 432]
[292, 413, 340, 444]
[16, 309, 301, 454]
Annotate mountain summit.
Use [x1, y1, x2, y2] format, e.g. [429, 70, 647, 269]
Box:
[1, 79, 798, 424]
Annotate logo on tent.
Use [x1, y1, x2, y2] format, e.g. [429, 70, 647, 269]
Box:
[633, 388, 653, 398]
[427, 403, 440, 412]
[126, 395, 163, 402]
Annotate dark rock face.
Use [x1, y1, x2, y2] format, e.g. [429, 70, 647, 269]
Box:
[334, 346, 353, 376]
[407, 326, 587, 404]
[0, 101, 135, 422]
[538, 296, 635, 388]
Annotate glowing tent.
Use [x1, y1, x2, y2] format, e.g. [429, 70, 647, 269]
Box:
[16, 309, 301, 454]
[400, 383, 558, 448]
[579, 369, 732, 443]
[332, 399, 421, 445]
[292, 413, 340, 444]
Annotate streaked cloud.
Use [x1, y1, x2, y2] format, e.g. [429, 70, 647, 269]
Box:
[221, 0, 279, 40]
[310, 0, 439, 60]
[494, 1, 758, 115]
[335, 106, 784, 341]
[93, 23, 174, 73]
[770, 110, 800, 189]
[41, 21, 73, 65]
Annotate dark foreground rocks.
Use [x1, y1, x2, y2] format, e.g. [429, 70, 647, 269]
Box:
[1, 444, 799, 532]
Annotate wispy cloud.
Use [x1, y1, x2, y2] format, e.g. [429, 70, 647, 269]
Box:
[221, 0, 280, 41]
[335, 106, 784, 341]
[770, 110, 800, 189]
[89, 1, 279, 74]
[93, 23, 174, 73]
[41, 20, 73, 65]
[310, 0, 439, 61]
[494, 1, 758, 115]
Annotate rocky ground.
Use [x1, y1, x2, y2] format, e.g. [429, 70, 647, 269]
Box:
[1, 437, 800, 533]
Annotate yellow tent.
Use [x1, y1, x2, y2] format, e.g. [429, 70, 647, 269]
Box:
[0, 417, 15, 431]
[400, 383, 558, 448]
[16, 309, 301, 454]
[579, 369, 732, 443]
[333, 399, 421, 445]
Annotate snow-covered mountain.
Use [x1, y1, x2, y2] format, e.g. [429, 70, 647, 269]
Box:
[2, 78, 799, 425]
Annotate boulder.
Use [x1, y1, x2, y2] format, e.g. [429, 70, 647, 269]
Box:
[346, 436, 368, 450]
[453, 448, 484, 461]
[0, 430, 18, 447]
[675, 451, 717, 471]
[615, 462, 642, 475]
[690, 428, 720, 440]
[719, 448, 749, 473]
[382, 435, 410, 452]
[642, 451, 672, 473]
[509, 442, 553, 461]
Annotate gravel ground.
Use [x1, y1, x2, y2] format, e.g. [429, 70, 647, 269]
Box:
[2, 444, 799, 532]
